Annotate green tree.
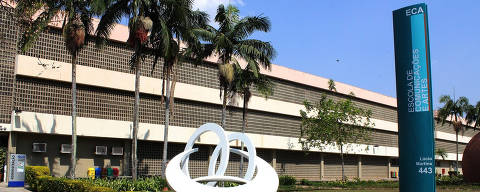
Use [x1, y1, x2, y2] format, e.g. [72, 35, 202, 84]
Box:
[436, 95, 469, 173]
[232, 66, 274, 176]
[0, 147, 6, 175]
[146, 0, 209, 178]
[16, 0, 97, 179]
[95, 0, 153, 180]
[436, 148, 448, 160]
[193, 4, 275, 130]
[299, 82, 373, 181]
[465, 101, 480, 131]
[328, 79, 337, 92]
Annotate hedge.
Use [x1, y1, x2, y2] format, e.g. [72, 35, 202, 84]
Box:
[82, 176, 168, 191]
[26, 166, 168, 192]
[279, 175, 297, 186]
[26, 166, 115, 192]
[25, 166, 50, 189]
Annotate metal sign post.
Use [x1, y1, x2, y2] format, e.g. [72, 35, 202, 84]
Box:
[393, 3, 435, 192]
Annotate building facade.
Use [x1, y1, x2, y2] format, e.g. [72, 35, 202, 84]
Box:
[0, 6, 474, 181]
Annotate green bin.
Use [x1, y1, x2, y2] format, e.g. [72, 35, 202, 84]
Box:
[107, 168, 113, 178]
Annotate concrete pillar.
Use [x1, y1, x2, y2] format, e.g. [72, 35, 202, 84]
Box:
[387, 158, 392, 179]
[208, 145, 212, 163]
[271, 150, 277, 170]
[358, 156, 362, 179]
[320, 153, 324, 181]
[6, 131, 17, 182]
[123, 140, 131, 176]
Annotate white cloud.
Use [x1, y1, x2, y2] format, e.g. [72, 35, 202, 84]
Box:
[193, 0, 245, 26]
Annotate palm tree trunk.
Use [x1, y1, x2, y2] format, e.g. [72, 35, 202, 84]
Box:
[455, 130, 459, 173]
[340, 144, 345, 181]
[161, 65, 171, 178]
[239, 92, 248, 177]
[131, 58, 141, 180]
[454, 115, 459, 173]
[221, 87, 227, 128]
[70, 53, 77, 179]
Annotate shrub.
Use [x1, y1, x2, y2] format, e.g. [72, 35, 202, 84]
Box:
[300, 179, 398, 188]
[82, 176, 168, 191]
[223, 181, 240, 187]
[448, 171, 459, 176]
[0, 147, 6, 174]
[25, 166, 50, 190]
[89, 186, 116, 192]
[36, 175, 53, 192]
[300, 178, 313, 186]
[279, 175, 297, 186]
[436, 175, 464, 185]
[34, 176, 117, 192]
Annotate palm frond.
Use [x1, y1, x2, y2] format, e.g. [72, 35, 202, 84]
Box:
[190, 10, 209, 28]
[17, 3, 62, 52]
[95, 0, 130, 47]
[231, 15, 270, 40]
[78, 2, 93, 45]
[192, 28, 215, 42]
[236, 39, 275, 70]
[214, 4, 226, 25]
[465, 101, 480, 130]
[90, 0, 114, 16]
[439, 95, 452, 104]
[254, 73, 274, 99]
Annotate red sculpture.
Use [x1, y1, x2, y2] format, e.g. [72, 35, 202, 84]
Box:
[462, 132, 480, 182]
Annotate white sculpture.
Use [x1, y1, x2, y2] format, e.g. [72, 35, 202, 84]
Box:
[166, 123, 279, 192]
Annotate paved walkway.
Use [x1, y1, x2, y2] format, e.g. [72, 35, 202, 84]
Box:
[0, 182, 31, 192]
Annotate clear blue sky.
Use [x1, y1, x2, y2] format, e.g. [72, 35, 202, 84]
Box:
[192, 0, 479, 109]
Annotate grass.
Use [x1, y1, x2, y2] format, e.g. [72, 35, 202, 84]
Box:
[279, 188, 480, 192]
[278, 181, 480, 192]
[302, 190, 479, 192]
[278, 175, 480, 192]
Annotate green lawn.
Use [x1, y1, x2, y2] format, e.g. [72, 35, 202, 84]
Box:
[278, 186, 480, 192]
[280, 189, 480, 192]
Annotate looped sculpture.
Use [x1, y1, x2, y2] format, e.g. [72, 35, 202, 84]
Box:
[165, 123, 279, 192]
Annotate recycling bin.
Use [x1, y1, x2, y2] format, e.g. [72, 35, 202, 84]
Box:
[87, 168, 95, 179]
[113, 168, 119, 177]
[101, 168, 107, 178]
[107, 168, 113, 178]
[95, 168, 102, 178]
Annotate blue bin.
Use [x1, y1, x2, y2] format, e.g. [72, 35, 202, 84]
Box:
[95, 167, 102, 178]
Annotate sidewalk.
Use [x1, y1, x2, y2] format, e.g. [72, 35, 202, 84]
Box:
[0, 182, 31, 192]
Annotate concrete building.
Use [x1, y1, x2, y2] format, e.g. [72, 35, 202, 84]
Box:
[0, 6, 473, 181]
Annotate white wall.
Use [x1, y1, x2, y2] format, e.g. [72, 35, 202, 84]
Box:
[11, 111, 464, 161]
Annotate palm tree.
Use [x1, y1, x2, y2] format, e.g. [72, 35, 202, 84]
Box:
[193, 4, 275, 132]
[465, 101, 480, 131]
[146, 0, 209, 178]
[436, 148, 448, 160]
[95, 0, 153, 180]
[435, 148, 448, 174]
[16, 0, 94, 179]
[193, 4, 275, 176]
[437, 95, 469, 173]
[232, 67, 274, 176]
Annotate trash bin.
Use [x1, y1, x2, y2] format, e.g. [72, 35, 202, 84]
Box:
[107, 168, 113, 178]
[101, 168, 107, 178]
[95, 168, 102, 179]
[112, 168, 119, 177]
[390, 171, 397, 178]
[88, 168, 95, 179]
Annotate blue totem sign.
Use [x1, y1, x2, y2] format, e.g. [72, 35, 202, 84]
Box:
[393, 3, 436, 192]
